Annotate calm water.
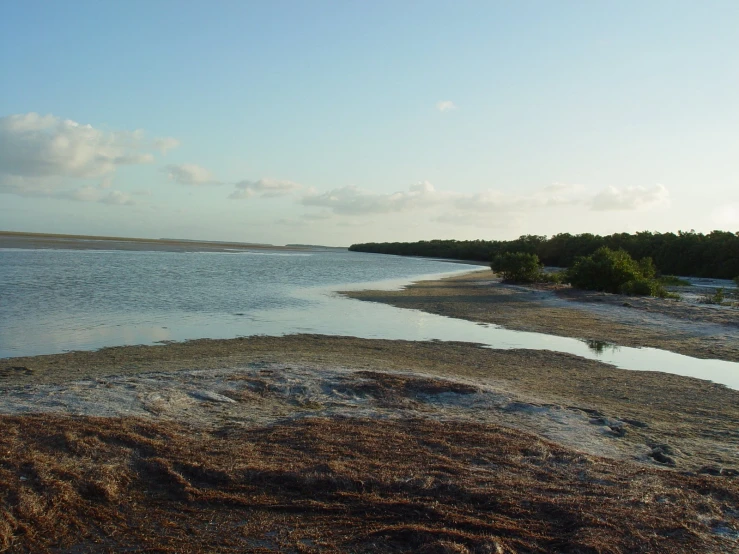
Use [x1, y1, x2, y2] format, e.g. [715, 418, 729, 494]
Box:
[1, 248, 738, 389]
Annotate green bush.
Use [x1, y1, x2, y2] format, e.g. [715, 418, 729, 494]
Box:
[620, 279, 656, 296]
[638, 257, 657, 280]
[566, 247, 671, 297]
[734, 276, 739, 287]
[539, 271, 565, 284]
[566, 247, 645, 293]
[491, 252, 542, 283]
[699, 288, 725, 305]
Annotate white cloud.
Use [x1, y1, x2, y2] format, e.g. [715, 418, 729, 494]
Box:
[229, 178, 303, 199]
[165, 163, 221, 185]
[99, 190, 136, 206]
[590, 184, 670, 211]
[452, 184, 585, 213]
[0, 113, 163, 205]
[153, 137, 181, 154]
[47, 185, 138, 206]
[301, 181, 442, 215]
[300, 181, 583, 217]
[0, 113, 153, 181]
[436, 100, 457, 112]
[0, 174, 138, 206]
[297, 180, 669, 225]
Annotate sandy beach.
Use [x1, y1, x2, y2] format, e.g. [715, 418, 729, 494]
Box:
[1, 271, 738, 552]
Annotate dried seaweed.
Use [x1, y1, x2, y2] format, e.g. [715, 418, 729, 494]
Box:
[1, 414, 736, 553]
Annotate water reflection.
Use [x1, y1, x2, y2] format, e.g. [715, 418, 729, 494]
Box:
[582, 340, 621, 356]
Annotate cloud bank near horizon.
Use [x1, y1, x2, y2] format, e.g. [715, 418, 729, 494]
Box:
[0, 112, 673, 228]
[0, 112, 176, 206]
[299, 181, 669, 224]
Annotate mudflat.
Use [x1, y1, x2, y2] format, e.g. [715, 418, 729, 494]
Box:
[345, 270, 739, 362]
[1, 271, 739, 552]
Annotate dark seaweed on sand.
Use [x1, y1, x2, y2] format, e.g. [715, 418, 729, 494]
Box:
[1, 414, 737, 553]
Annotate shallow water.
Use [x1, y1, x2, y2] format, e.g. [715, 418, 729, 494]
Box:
[0, 248, 475, 357]
[1, 248, 738, 389]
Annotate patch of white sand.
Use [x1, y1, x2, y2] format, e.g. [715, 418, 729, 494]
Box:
[0, 363, 641, 462]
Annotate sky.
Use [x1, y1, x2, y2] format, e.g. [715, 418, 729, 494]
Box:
[1, 1, 738, 246]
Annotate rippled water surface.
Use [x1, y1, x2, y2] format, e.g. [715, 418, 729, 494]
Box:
[1, 248, 738, 389]
[0, 248, 475, 357]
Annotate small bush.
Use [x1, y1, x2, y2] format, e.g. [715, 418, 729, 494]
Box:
[491, 252, 542, 283]
[699, 288, 725, 305]
[620, 279, 656, 296]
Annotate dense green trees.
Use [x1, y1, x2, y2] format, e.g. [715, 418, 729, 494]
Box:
[349, 230, 739, 279]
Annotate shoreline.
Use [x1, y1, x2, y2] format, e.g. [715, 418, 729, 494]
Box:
[2, 266, 739, 551]
[344, 270, 739, 362]
[1, 334, 738, 551]
[2, 333, 738, 470]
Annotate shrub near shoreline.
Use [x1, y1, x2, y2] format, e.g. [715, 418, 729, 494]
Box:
[566, 247, 673, 298]
[491, 247, 674, 297]
[490, 252, 543, 283]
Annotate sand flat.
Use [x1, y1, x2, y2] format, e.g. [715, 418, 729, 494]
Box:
[344, 270, 739, 361]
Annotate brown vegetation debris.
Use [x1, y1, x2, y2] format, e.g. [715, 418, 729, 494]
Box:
[0, 414, 737, 553]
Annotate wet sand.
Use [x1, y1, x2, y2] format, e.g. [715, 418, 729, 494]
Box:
[345, 270, 739, 362]
[1, 270, 739, 552]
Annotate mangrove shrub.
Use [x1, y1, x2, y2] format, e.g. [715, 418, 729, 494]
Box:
[491, 252, 542, 283]
[567, 246, 668, 297]
[566, 247, 665, 296]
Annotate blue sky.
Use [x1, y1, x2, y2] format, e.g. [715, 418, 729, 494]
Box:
[1, 1, 737, 245]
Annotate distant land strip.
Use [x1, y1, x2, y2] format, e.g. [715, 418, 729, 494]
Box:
[0, 230, 312, 253]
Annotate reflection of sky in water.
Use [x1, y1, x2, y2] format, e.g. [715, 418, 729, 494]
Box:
[1, 248, 738, 390]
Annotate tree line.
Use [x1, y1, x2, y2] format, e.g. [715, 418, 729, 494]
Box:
[349, 230, 739, 279]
